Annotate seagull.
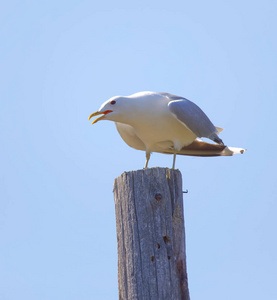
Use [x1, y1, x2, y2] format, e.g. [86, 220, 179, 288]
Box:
[89, 91, 245, 169]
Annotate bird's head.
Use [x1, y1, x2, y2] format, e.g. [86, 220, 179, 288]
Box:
[88, 96, 134, 124]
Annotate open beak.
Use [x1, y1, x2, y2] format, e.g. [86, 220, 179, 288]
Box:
[88, 110, 112, 124]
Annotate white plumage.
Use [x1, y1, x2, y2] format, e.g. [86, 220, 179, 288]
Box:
[89, 91, 245, 168]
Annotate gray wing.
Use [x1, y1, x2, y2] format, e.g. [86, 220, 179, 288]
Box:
[167, 96, 224, 144]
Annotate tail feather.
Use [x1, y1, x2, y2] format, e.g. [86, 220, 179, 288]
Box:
[161, 140, 245, 157]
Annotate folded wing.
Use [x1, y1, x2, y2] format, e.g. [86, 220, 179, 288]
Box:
[167, 96, 223, 145]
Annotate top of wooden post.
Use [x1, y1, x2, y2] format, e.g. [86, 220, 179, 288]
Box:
[113, 167, 190, 300]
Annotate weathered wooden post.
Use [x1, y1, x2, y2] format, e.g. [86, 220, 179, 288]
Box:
[113, 167, 190, 300]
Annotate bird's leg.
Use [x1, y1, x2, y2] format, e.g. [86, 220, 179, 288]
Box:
[172, 152, 177, 169]
[144, 151, 151, 169]
[172, 141, 181, 169]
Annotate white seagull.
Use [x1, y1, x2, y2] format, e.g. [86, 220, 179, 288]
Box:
[89, 91, 245, 169]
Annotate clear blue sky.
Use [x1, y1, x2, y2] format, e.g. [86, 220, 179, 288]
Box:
[1, 1, 276, 299]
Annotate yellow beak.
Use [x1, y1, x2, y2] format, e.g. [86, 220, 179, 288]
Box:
[88, 110, 112, 124]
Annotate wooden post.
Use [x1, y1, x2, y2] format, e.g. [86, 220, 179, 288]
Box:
[113, 168, 190, 300]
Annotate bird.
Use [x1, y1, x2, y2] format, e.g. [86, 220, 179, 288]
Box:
[89, 91, 245, 169]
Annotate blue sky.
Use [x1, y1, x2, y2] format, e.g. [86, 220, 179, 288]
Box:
[1, 1, 276, 299]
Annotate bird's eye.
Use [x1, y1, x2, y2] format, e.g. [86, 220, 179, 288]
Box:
[111, 100, 116, 105]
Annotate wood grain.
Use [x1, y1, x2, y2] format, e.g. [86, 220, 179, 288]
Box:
[113, 168, 190, 300]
